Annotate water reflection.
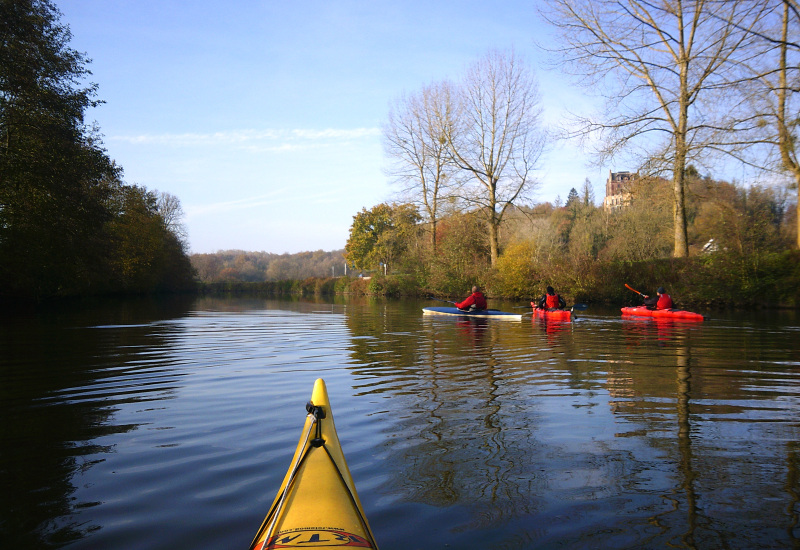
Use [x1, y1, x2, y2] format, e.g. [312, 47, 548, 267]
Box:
[0, 296, 194, 547]
[370, 314, 539, 531]
[2, 298, 799, 549]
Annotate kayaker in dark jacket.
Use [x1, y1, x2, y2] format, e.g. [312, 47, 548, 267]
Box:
[538, 286, 566, 310]
[643, 287, 673, 310]
[456, 286, 487, 311]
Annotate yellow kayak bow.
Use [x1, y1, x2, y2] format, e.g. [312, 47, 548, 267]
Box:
[249, 378, 378, 550]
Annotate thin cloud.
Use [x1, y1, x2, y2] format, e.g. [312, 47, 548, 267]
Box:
[186, 188, 343, 218]
[111, 128, 380, 148]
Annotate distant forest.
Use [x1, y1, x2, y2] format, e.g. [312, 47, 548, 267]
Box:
[191, 250, 347, 282]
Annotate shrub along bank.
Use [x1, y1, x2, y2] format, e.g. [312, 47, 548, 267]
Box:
[197, 250, 800, 310]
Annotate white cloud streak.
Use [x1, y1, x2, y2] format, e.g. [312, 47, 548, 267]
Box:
[111, 127, 381, 148]
[185, 188, 343, 218]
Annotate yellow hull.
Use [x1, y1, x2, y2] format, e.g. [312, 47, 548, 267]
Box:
[250, 379, 378, 550]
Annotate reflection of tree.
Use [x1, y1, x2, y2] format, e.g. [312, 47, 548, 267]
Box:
[341, 301, 800, 545]
[610, 318, 800, 547]
[384, 318, 542, 529]
[674, 347, 698, 549]
[343, 305, 564, 530]
[787, 441, 800, 543]
[0, 296, 193, 547]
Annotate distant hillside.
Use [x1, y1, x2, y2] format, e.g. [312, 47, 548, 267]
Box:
[191, 249, 347, 282]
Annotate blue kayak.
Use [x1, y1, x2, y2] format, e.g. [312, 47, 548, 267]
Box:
[422, 306, 523, 320]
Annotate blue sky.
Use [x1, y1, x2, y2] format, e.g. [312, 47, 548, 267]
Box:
[61, 1, 609, 254]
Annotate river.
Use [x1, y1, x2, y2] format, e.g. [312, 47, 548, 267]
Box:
[1, 296, 798, 549]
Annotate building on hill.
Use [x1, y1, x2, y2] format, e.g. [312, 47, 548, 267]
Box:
[603, 170, 636, 211]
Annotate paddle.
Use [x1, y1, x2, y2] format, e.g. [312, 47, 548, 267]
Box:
[624, 283, 646, 297]
[518, 303, 589, 315]
[427, 295, 501, 313]
[428, 296, 458, 306]
[515, 303, 588, 310]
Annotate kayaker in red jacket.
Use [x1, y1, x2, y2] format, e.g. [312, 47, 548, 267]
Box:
[455, 286, 487, 311]
[537, 286, 566, 310]
[643, 287, 673, 310]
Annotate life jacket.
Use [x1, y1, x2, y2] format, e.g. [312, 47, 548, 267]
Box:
[456, 292, 487, 310]
[657, 293, 673, 310]
[545, 293, 561, 309]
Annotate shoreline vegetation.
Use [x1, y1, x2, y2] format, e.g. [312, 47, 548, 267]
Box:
[193, 250, 800, 310]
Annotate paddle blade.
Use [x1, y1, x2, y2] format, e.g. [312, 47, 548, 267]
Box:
[571, 303, 589, 310]
[624, 283, 643, 296]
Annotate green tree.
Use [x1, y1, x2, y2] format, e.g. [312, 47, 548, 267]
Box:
[0, 0, 194, 300]
[344, 203, 420, 272]
[0, 0, 118, 299]
[104, 185, 194, 292]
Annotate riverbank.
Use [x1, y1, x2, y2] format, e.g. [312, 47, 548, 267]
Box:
[196, 251, 800, 310]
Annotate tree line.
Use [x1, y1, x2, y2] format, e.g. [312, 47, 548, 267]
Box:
[0, 0, 194, 302]
[191, 250, 347, 282]
[374, 2, 799, 270]
[343, 169, 797, 307]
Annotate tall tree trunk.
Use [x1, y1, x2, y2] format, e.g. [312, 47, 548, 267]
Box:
[776, 1, 800, 249]
[673, 153, 689, 258]
[488, 182, 499, 266]
[674, 36, 690, 259]
[489, 218, 500, 267]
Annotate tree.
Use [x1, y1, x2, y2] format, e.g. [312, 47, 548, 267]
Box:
[601, 176, 673, 261]
[0, 0, 119, 298]
[581, 177, 595, 206]
[739, 0, 800, 248]
[444, 49, 547, 267]
[541, 0, 771, 257]
[384, 81, 456, 252]
[691, 179, 789, 255]
[156, 191, 188, 245]
[344, 203, 420, 272]
[565, 187, 580, 215]
[104, 185, 194, 292]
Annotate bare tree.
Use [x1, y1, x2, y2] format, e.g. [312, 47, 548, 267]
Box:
[738, 0, 800, 247]
[445, 49, 547, 266]
[541, 0, 770, 257]
[383, 81, 457, 251]
[156, 191, 188, 244]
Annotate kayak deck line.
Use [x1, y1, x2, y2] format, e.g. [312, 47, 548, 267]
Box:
[250, 379, 378, 550]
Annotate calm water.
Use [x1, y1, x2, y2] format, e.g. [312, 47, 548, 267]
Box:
[1, 296, 799, 549]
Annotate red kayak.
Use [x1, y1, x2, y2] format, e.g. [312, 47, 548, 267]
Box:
[531, 304, 572, 321]
[621, 306, 704, 321]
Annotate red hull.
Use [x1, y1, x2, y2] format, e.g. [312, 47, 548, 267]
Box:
[621, 306, 704, 321]
[531, 303, 572, 321]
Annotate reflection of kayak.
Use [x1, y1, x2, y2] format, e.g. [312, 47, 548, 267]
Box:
[621, 306, 704, 321]
[531, 305, 572, 321]
[249, 379, 378, 550]
[422, 307, 523, 320]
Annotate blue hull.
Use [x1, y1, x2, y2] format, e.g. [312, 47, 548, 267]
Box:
[422, 306, 523, 320]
